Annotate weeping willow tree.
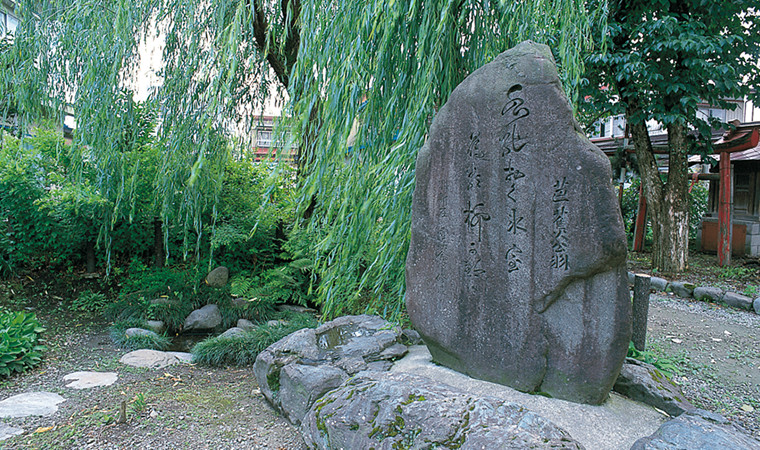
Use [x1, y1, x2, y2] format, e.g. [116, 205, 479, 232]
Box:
[3, 0, 603, 320]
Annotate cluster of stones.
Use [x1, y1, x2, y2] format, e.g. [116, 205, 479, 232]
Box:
[627, 272, 760, 314]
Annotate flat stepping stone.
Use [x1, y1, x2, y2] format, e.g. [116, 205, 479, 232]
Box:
[120, 349, 180, 369]
[0, 422, 24, 441]
[166, 351, 193, 363]
[0, 392, 65, 418]
[63, 371, 118, 389]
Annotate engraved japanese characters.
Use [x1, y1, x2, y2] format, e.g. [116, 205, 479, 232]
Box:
[405, 41, 631, 405]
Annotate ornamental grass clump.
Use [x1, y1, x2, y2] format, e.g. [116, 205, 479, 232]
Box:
[0, 310, 46, 377]
[191, 313, 317, 367]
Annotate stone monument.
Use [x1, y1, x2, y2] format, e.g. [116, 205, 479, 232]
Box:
[405, 41, 631, 405]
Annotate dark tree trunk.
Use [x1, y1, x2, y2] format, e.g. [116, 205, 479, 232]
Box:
[153, 217, 165, 268]
[85, 237, 96, 274]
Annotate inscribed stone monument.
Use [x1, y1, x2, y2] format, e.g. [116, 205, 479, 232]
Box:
[405, 41, 631, 405]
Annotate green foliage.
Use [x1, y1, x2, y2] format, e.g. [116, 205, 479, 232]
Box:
[0, 310, 46, 377]
[191, 313, 317, 367]
[71, 290, 110, 314]
[109, 321, 171, 351]
[627, 341, 680, 379]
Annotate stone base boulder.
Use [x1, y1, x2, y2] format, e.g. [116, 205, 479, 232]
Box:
[205, 266, 229, 287]
[301, 371, 583, 449]
[184, 304, 222, 331]
[613, 358, 694, 417]
[254, 315, 409, 425]
[631, 412, 760, 449]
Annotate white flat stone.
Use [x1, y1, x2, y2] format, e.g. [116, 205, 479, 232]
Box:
[120, 349, 179, 369]
[392, 345, 667, 450]
[0, 422, 24, 441]
[0, 392, 66, 418]
[166, 352, 194, 363]
[63, 371, 118, 389]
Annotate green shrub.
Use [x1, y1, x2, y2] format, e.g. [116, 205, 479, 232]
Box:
[191, 313, 317, 367]
[71, 290, 110, 314]
[109, 320, 171, 351]
[0, 310, 46, 377]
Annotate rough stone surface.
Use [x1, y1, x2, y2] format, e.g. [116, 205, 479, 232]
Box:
[755, 297, 760, 315]
[219, 327, 246, 338]
[205, 266, 229, 287]
[0, 392, 65, 418]
[613, 358, 694, 417]
[301, 371, 583, 449]
[279, 364, 346, 426]
[145, 320, 165, 334]
[400, 328, 423, 345]
[0, 422, 23, 441]
[405, 40, 630, 405]
[63, 371, 118, 389]
[693, 286, 723, 302]
[668, 281, 695, 298]
[120, 349, 180, 369]
[237, 318, 256, 330]
[125, 327, 160, 339]
[649, 277, 669, 292]
[631, 412, 760, 449]
[254, 315, 407, 422]
[722, 292, 753, 311]
[628, 271, 636, 285]
[166, 351, 193, 363]
[183, 304, 222, 331]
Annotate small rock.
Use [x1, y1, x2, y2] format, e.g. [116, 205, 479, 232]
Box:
[276, 304, 318, 315]
[693, 286, 723, 302]
[631, 412, 760, 449]
[237, 319, 256, 331]
[125, 328, 160, 339]
[754, 297, 760, 315]
[0, 392, 66, 418]
[649, 276, 669, 292]
[0, 423, 23, 441]
[145, 320, 165, 334]
[150, 297, 177, 306]
[668, 281, 695, 298]
[150, 410, 158, 418]
[219, 327, 246, 338]
[184, 304, 222, 331]
[120, 349, 180, 369]
[266, 319, 285, 327]
[400, 329, 422, 345]
[613, 358, 694, 417]
[721, 292, 753, 311]
[205, 266, 229, 288]
[63, 371, 118, 389]
[740, 404, 755, 412]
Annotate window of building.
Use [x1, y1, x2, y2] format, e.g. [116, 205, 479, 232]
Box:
[256, 130, 272, 148]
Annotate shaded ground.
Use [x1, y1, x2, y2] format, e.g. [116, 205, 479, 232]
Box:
[1, 251, 759, 447]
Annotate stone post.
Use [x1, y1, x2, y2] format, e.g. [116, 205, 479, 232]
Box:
[632, 274, 651, 351]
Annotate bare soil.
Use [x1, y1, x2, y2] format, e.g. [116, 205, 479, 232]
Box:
[1, 251, 758, 447]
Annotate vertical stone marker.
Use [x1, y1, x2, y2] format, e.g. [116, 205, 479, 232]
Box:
[405, 41, 631, 405]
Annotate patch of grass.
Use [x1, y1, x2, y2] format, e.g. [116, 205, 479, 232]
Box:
[627, 341, 681, 378]
[191, 313, 317, 367]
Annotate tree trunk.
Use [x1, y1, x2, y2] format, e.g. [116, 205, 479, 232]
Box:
[85, 237, 96, 274]
[153, 217, 165, 268]
[628, 111, 690, 273]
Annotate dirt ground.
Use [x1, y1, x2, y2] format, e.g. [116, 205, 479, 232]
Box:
[1, 252, 759, 448]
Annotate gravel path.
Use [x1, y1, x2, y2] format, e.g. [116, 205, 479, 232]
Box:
[646, 293, 760, 439]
